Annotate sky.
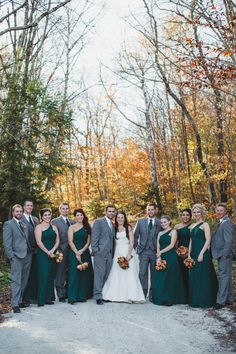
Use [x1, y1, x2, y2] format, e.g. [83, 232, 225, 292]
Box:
[80, 0, 143, 74]
[76, 0, 144, 132]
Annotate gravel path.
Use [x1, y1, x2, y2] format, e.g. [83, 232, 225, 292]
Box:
[1, 300, 235, 354]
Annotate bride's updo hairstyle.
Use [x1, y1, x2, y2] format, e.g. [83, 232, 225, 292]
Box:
[115, 210, 130, 240]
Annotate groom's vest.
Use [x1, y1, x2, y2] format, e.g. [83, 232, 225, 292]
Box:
[144, 227, 155, 252]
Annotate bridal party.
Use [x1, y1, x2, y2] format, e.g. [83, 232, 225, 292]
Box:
[2, 200, 235, 313]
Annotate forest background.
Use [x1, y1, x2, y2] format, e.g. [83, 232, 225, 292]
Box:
[0, 0, 236, 262]
[0, 0, 236, 221]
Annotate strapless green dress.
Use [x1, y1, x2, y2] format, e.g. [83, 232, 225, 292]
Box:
[152, 230, 187, 305]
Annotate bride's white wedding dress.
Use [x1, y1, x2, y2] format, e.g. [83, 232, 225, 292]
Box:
[102, 230, 145, 303]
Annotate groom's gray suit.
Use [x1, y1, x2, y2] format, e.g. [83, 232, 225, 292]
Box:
[211, 215, 234, 305]
[91, 217, 115, 300]
[134, 217, 161, 297]
[52, 215, 75, 299]
[3, 218, 32, 307]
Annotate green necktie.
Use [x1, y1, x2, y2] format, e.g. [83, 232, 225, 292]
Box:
[148, 219, 153, 231]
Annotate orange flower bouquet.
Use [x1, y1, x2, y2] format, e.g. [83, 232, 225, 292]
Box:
[77, 261, 89, 271]
[117, 256, 129, 269]
[54, 250, 63, 263]
[176, 246, 189, 259]
[183, 258, 195, 268]
[155, 259, 167, 271]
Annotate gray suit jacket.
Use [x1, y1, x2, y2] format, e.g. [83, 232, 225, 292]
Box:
[52, 216, 74, 250]
[3, 218, 29, 260]
[211, 216, 234, 259]
[91, 217, 115, 257]
[134, 217, 161, 254]
[22, 215, 39, 249]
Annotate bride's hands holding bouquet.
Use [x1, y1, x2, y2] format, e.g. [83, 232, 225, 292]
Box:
[126, 254, 132, 261]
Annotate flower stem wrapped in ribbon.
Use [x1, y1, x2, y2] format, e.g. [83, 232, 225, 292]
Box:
[155, 259, 167, 271]
[183, 258, 195, 268]
[54, 250, 63, 263]
[117, 256, 129, 269]
[176, 246, 189, 259]
[77, 261, 89, 271]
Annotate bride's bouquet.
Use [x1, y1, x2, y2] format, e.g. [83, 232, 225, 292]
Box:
[77, 261, 89, 271]
[117, 256, 130, 269]
[176, 245, 189, 259]
[183, 258, 195, 268]
[155, 259, 167, 271]
[54, 250, 63, 263]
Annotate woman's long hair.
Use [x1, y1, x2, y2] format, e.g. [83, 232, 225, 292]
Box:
[73, 208, 91, 234]
[115, 210, 130, 239]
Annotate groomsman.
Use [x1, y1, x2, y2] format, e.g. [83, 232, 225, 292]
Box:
[52, 203, 74, 302]
[134, 203, 161, 300]
[3, 204, 32, 313]
[91, 205, 116, 305]
[211, 203, 234, 309]
[22, 200, 39, 303]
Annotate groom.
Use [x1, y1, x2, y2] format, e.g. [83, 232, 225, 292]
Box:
[134, 203, 161, 300]
[91, 205, 116, 305]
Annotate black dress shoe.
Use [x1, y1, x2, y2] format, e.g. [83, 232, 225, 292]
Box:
[69, 301, 76, 305]
[59, 298, 65, 303]
[163, 302, 173, 306]
[38, 304, 44, 307]
[46, 301, 54, 305]
[19, 302, 30, 308]
[96, 299, 103, 305]
[12, 306, 21, 313]
[78, 299, 87, 303]
[213, 303, 224, 310]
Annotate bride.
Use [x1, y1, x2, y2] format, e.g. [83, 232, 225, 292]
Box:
[102, 210, 145, 303]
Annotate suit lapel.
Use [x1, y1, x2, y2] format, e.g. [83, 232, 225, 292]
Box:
[145, 218, 149, 235]
[103, 217, 113, 237]
[13, 219, 28, 240]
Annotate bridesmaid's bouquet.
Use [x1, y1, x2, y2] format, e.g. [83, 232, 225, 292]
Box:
[176, 246, 189, 259]
[155, 259, 167, 271]
[117, 256, 129, 269]
[183, 258, 195, 268]
[54, 250, 63, 263]
[77, 261, 89, 271]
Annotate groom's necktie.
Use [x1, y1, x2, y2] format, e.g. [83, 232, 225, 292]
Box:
[19, 221, 24, 232]
[66, 218, 70, 227]
[148, 219, 153, 231]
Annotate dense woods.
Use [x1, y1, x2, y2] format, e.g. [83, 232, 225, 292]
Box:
[0, 0, 236, 220]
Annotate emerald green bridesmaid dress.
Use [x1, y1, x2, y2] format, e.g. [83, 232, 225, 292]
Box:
[36, 225, 56, 306]
[189, 223, 218, 308]
[23, 253, 38, 303]
[177, 225, 191, 298]
[152, 230, 187, 305]
[67, 228, 93, 302]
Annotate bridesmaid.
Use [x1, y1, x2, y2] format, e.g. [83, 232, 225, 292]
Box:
[152, 215, 187, 306]
[188, 204, 218, 308]
[67, 208, 93, 304]
[35, 208, 59, 307]
[175, 208, 192, 298]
